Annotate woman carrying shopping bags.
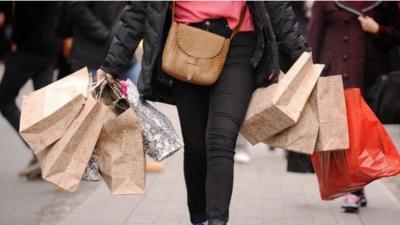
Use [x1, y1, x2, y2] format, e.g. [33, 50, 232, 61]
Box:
[308, 1, 400, 213]
[97, 2, 308, 225]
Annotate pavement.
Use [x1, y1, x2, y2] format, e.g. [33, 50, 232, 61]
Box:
[1, 64, 400, 225]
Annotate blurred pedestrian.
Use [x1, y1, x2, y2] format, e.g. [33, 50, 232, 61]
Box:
[97, 2, 308, 224]
[308, 0, 400, 213]
[67, 1, 126, 73]
[0, 2, 61, 179]
[55, 2, 73, 80]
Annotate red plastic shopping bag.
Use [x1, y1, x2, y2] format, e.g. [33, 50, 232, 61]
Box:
[311, 88, 400, 200]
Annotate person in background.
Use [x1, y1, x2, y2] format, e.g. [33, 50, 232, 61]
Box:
[55, 2, 73, 80]
[67, 1, 126, 73]
[308, 1, 400, 213]
[0, 2, 61, 179]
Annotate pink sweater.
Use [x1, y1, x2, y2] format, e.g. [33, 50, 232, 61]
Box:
[174, 1, 255, 32]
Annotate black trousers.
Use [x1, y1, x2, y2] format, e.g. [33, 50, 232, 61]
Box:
[0, 52, 54, 136]
[172, 32, 256, 223]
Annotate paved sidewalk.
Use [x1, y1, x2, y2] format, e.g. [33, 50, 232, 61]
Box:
[58, 104, 400, 225]
[59, 148, 400, 225]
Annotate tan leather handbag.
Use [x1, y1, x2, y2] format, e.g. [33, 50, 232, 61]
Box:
[162, 2, 247, 86]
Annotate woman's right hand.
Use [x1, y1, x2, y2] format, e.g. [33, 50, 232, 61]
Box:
[358, 16, 380, 34]
[96, 69, 115, 84]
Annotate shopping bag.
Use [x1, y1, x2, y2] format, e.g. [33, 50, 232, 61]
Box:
[315, 75, 349, 151]
[38, 93, 108, 192]
[241, 52, 324, 144]
[81, 153, 101, 182]
[95, 83, 145, 194]
[311, 88, 400, 200]
[125, 79, 183, 161]
[262, 86, 319, 154]
[20, 68, 90, 152]
[263, 76, 348, 154]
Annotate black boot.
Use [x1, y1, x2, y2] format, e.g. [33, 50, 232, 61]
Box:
[208, 219, 226, 225]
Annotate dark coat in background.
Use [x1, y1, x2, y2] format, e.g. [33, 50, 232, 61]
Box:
[68, 1, 126, 71]
[308, 1, 400, 90]
[12, 2, 61, 59]
[101, 1, 309, 104]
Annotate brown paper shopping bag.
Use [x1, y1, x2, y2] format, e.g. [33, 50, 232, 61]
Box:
[96, 107, 145, 195]
[20, 68, 90, 152]
[263, 76, 349, 154]
[38, 93, 108, 192]
[241, 52, 324, 144]
[91, 83, 145, 194]
[263, 87, 319, 154]
[315, 75, 349, 151]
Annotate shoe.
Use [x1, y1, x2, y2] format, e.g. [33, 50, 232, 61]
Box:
[208, 219, 226, 225]
[18, 157, 42, 179]
[25, 166, 42, 180]
[234, 150, 251, 164]
[342, 194, 363, 213]
[360, 195, 368, 207]
[54, 185, 66, 193]
[145, 159, 164, 173]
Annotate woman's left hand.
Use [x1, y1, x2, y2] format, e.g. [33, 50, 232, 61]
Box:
[358, 16, 380, 34]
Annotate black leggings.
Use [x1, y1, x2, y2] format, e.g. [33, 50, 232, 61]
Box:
[172, 32, 256, 223]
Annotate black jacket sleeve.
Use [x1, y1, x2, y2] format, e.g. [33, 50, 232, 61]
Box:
[68, 2, 110, 42]
[373, 2, 400, 48]
[101, 2, 147, 77]
[264, 1, 309, 64]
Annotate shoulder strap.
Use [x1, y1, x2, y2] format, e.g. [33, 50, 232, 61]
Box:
[231, 4, 248, 38]
[171, 2, 176, 20]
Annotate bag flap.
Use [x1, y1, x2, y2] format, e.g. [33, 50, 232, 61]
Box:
[175, 23, 226, 59]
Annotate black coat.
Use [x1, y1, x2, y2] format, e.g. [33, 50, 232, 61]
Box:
[12, 2, 61, 58]
[68, 1, 126, 70]
[102, 1, 308, 104]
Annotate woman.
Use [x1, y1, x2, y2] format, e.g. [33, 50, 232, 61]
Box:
[98, 2, 308, 225]
[308, 1, 400, 213]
